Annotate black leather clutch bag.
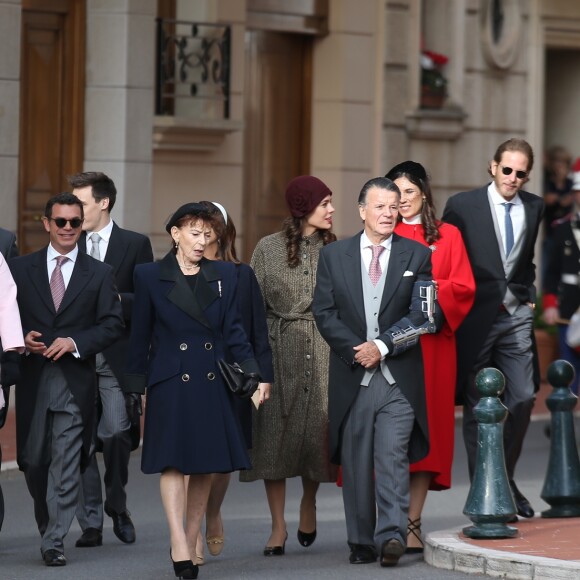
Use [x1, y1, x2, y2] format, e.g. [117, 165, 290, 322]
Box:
[217, 360, 260, 399]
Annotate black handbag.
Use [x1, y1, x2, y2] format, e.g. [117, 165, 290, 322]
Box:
[217, 360, 260, 399]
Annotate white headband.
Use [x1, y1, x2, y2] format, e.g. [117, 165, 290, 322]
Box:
[211, 201, 228, 224]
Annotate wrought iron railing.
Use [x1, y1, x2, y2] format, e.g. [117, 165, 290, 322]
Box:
[155, 18, 231, 119]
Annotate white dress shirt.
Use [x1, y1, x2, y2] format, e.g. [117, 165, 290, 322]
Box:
[488, 182, 524, 254]
[86, 218, 114, 262]
[46, 244, 80, 356]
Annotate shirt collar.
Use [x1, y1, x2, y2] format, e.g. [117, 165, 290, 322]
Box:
[360, 231, 393, 252]
[86, 218, 114, 242]
[488, 181, 522, 206]
[47, 243, 79, 263]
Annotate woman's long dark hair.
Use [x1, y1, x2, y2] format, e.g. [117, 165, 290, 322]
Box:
[282, 216, 336, 268]
[386, 167, 441, 245]
[199, 201, 240, 264]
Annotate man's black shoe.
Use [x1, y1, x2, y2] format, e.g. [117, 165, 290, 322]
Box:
[380, 538, 405, 567]
[75, 527, 103, 547]
[509, 480, 534, 518]
[349, 544, 377, 564]
[42, 549, 66, 566]
[105, 504, 136, 544]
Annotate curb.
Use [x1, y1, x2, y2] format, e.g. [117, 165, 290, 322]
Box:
[425, 527, 580, 579]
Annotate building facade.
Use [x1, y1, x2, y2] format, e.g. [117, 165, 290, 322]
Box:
[1, 0, 579, 258]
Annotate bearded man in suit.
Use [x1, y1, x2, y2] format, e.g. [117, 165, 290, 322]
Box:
[442, 138, 544, 519]
[313, 177, 441, 568]
[69, 172, 154, 548]
[9, 192, 123, 566]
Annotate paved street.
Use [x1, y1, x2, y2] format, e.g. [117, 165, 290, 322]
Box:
[0, 418, 553, 579]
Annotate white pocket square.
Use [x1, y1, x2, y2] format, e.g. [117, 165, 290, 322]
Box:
[403, 270, 414, 277]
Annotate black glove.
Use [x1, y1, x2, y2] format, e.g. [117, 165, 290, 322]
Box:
[1, 351, 21, 387]
[124, 392, 142, 424]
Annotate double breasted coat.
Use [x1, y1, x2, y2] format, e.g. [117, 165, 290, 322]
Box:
[9, 248, 124, 470]
[312, 232, 434, 465]
[442, 186, 544, 399]
[124, 253, 260, 475]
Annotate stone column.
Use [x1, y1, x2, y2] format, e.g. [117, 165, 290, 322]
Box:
[0, 0, 21, 231]
[84, 0, 156, 234]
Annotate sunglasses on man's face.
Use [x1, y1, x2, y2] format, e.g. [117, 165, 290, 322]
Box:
[500, 165, 528, 180]
[49, 217, 84, 228]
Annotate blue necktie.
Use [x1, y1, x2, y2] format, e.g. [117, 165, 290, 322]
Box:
[503, 202, 514, 256]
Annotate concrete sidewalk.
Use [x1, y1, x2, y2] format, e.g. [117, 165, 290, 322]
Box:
[426, 517, 580, 579]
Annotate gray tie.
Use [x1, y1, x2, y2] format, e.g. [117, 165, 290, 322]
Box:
[502, 203, 514, 256]
[90, 232, 101, 261]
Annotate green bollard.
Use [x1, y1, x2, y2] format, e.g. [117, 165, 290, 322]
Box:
[463, 368, 517, 539]
[541, 359, 580, 517]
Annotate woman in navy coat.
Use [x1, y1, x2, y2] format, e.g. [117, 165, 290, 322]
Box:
[194, 201, 274, 565]
[125, 203, 266, 580]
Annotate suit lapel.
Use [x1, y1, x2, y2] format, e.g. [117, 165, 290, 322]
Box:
[159, 253, 216, 328]
[58, 252, 93, 314]
[28, 248, 55, 314]
[103, 223, 128, 275]
[380, 234, 410, 313]
[343, 234, 365, 329]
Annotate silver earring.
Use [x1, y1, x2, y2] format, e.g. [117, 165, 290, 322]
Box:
[174, 240, 179, 249]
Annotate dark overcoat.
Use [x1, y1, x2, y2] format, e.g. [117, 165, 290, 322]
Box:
[80, 224, 154, 389]
[9, 248, 124, 470]
[312, 232, 433, 465]
[442, 186, 544, 398]
[124, 253, 260, 474]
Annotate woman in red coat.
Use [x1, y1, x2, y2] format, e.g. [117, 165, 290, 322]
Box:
[386, 161, 475, 552]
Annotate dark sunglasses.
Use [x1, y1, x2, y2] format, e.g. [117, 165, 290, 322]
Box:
[500, 165, 528, 180]
[49, 217, 84, 228]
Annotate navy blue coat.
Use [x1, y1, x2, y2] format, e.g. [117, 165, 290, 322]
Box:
[125, 253, 260, 474]
[230, 263, 274, 446]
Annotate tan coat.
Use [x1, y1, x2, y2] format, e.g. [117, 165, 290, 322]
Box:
[240, 232, 336, 482]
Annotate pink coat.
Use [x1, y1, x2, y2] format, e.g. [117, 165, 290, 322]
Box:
[0, 253, 24, 406]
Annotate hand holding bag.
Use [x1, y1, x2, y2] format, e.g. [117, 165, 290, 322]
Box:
[217, 359, 260, 399]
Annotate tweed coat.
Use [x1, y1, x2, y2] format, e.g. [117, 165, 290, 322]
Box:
[240, 231, 336, 482]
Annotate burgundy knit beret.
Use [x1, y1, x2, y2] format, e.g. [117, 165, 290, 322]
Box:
[285, 175, 332, 218]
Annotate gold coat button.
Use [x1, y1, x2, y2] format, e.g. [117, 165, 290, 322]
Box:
[207, 372, 216, 380]
[204, 342, 213, 350]
[182, 374, 190, 382]
[180, 343, 188, 351]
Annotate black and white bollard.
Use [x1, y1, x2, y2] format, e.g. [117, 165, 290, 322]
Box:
[463, 368, 517, 539]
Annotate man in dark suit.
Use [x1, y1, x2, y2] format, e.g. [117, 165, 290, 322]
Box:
[313, 177, 440, 568]
[68, 172, 154, 548]
[442, 138, 544, 518]
[9, 192, 123, 566]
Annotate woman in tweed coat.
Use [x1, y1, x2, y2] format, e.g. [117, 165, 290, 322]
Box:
[240, 176, 337, 555]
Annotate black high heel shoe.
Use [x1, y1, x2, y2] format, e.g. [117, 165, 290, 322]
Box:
[263, 532, 288, 556]
[297, 528, 317, 547]
[297, 502, 317, 547]
[170, 549, 199, 579]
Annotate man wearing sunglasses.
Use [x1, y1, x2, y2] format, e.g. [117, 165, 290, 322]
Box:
[8, 192, 124, 566]
[442, 138, 544, 521]
[69, 172, 153, 549]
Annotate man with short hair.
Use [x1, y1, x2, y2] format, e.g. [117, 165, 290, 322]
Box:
[313, 177, 441, 568]
[69, 172, 154, 547]
[9, 192, 123, 565]
[442, 138, 544, 518]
